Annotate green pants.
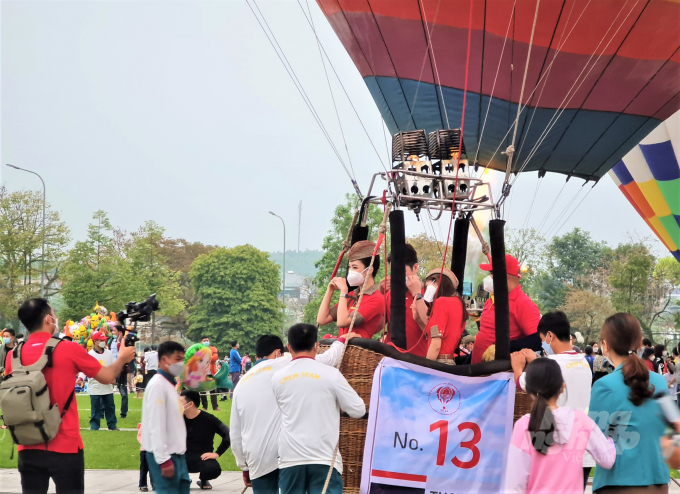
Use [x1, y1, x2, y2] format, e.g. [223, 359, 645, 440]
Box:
[278, 464, 343, 494]
[251, 469, 279, 494]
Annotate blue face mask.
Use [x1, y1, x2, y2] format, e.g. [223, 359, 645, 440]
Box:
[203, 341, 210, 347]
[542, 341, 554, 355]
[2, 337, 10, 345]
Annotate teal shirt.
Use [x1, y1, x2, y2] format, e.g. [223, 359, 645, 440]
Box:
[589, 364, 669, 490]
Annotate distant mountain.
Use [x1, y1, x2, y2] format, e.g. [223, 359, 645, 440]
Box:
[269, 250, 323, 278]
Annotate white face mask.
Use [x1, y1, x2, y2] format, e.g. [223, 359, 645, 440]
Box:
[98, 341, 106, 349]
[347, 267, 368, 287]
[424, 283, 437, 303]
[50, 315, 59, 335]
[483, 275, 494, 294]
[168, 362, 184, 377]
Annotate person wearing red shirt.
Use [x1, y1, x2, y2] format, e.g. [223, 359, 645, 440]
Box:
[471, 255, 541, 364]
[383, 244, 430, 357]
[4, 298, 135, 494]
[317, 240, 385, 340]
[415, 268, 467, 363]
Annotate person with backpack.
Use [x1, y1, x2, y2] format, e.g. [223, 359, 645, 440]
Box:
[0, 298, 135, 494]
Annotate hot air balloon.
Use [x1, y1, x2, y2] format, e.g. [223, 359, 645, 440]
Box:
[609, 110, 680, 262]
[316, 0, 680, 181]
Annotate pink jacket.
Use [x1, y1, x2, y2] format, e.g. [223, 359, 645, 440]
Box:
[504, 407, 615, 493]
[137, 423, 144, 452]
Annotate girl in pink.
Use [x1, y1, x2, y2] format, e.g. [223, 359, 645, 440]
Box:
[505, 358, 616, 493]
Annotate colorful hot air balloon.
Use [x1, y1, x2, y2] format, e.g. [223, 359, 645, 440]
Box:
[609, 110, 680, 262]
[316, 0, 680, 180]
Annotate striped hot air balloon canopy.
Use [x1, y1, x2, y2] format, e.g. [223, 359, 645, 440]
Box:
[609, 110, 680, 261]
[316, 0, 680, 181]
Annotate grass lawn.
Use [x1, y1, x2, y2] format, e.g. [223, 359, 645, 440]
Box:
[0, 394, 238, 471]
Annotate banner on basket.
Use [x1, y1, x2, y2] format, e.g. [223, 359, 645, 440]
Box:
[360, 358, 515, 493]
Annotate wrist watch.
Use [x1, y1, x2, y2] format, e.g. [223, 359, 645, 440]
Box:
[340, 294, 351, 299]
[414, 293, 424, 301]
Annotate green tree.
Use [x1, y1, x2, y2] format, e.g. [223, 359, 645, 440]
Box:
[405, 233, 450, 276]
[126, 221, 186, 341]
[547, 228, 607, 286]
[533, 228, 608, 309]
[609, 243, 655, 317]
[188, 245, 283, 353]
[157, 238, 216, 342]
[303, 194, 388, 328]
[0, 187, 70, 326]
[559, 288, 613, 344]
[60, 211, 133, 321]
[505, 228, 547, 299]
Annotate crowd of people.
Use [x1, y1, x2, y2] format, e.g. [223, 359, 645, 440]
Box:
[2, 239, 680, 494]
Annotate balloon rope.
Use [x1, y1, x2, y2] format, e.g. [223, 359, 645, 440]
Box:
[503, 0, 542, 186]
[320, 204, 392, 494]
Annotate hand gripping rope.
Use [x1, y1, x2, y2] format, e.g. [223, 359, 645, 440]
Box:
[320, 203, 391, 494]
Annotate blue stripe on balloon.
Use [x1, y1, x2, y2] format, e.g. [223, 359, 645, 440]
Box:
[673, 251, 680, 263]
[365, 76, 661, 179]
[639, 141, 680, 182]
[611, 160, 635, 186]
[675, 215, 680, 229]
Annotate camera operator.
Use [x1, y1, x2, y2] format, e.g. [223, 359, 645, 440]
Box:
[113, 324, 130, 419]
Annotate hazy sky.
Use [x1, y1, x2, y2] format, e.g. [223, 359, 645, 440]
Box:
[1, 0, 667, 258]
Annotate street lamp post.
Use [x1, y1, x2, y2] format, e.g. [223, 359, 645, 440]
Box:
[269, 211, 286, 336]
[6, 164, 46, 297]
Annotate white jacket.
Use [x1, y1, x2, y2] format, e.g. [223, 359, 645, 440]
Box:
[141, 373, 186, 464]
[271, 356, 366, 474]
[229, 341, 347, 479]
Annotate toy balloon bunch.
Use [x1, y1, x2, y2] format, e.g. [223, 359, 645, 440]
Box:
[63, 302, 119, 351]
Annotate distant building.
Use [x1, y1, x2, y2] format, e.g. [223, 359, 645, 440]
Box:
[283, 272, 306, 301]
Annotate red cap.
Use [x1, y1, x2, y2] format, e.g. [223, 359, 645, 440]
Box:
[322, 334, 333, 339]
[91, 331, 107, 341]
[479, 254, 522, 278]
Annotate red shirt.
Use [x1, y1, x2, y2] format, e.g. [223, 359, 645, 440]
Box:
[425, 297, 466, 356]
[645, 359, 654, 372]
[471, 285, 540, 364]
[4, 332, 103, 453]
[333, 286, 386, 339]
[385, 289, 429, 357]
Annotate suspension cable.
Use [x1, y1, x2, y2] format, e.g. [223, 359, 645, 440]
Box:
[512, 0, 640, 179]
[474, 0, 516, 166]
[419, 0, 449, 128]
[502, 0, 542, 188]
[304, 0, 355, 178]
[481, 0, 595, 172]
[513, 0, 577, 168]
[296, 0, 390, 173]
[247, 0, 362, 197]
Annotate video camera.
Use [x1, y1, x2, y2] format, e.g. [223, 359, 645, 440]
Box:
[117, 294, 160, 347]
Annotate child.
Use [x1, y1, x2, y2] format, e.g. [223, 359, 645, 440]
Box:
[137, 423, 154, 492]
[75, 376, 84, 393]
[504, 358, 616, 493]
[134, 372, 144, 398]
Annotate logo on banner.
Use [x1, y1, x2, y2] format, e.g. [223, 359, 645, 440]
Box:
[428, 382, 461, 415]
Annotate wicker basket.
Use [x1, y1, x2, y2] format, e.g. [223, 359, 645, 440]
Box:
[339, 417, 367, 492]
[339, 345, 384, 378]
[346, 377, 373, 406]
[514, 389, 533, 423]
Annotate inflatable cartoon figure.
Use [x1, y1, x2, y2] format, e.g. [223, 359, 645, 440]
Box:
[180, 344, 233, 392]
